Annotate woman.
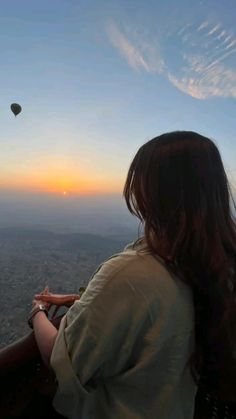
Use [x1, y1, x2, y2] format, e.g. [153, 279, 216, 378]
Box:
[31, 131, 236, 418]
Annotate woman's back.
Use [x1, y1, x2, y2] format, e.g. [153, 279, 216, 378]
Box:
[51, 239, 197, 419]
[30, 131, 236, 418]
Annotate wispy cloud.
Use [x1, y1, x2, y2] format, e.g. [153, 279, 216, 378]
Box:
[106, 21, 165, 74]
[169, 19, 236, 99]
[106, 19, 236, 100]
[168, 62, 236, 99]
[107, 22, 150, 72]
[207, 24, 221, 36]
[197, 21, 209, 31]
[223, 35, 233, 45]
[226, 40, 236, 49]
[217, 30, 226, 40]
[177, 23, 192, 36]
[205, 48, 236, 70]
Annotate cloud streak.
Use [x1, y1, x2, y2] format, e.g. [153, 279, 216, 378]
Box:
[208, 24, 221, 36]
[107, 22, 151, 72]
[168, 63, 236, 99]
[197, 21, 209, 31]
[106, 21, 165, 74]
[106, 20, 236, 100]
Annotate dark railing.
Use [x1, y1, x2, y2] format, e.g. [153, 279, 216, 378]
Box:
[0, 316, 65, 419]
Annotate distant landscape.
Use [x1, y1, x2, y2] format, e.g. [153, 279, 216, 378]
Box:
[0, 226, 138, 348]
[0, 191, 139, 235]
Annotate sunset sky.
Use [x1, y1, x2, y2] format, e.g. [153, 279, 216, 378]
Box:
[1, 0, 236, 196]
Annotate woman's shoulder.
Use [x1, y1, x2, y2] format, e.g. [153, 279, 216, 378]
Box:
[89, 237, 152, 281]
[74, 238, 150, 308]
[79, 237, 174, 303]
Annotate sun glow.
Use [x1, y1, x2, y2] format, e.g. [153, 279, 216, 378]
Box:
[0, 157, 123, 196]
[1, 176, 122, 195]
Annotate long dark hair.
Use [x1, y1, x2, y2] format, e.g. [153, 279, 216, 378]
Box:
[123, 131, 236, 395]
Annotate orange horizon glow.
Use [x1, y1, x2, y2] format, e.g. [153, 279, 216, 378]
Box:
[0, 156, 126, 195]
[0, 171, 124, 196]
[0, 184, 122, 198]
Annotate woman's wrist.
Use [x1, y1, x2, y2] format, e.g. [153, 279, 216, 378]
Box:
[32, 310, 48, 325]
[28, 304, 48, 329]
[30, 309, 58, 367]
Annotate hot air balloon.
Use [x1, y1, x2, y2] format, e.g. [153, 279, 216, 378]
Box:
[11, 103, 22, 117]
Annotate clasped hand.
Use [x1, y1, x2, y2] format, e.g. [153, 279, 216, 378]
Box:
[32, 286, 81, 319]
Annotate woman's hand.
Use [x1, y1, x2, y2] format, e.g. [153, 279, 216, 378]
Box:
[31, 286, 52, 312]
[34, 292, 80, 308]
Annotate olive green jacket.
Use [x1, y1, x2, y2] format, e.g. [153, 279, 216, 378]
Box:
[51, 238, 197, 418]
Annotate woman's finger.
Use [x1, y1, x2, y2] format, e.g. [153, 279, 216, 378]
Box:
[35, 294, 61, 305]
[44, 286, 50, 294]
[39, 286, 50, 296]
[35, 294, 52, 301]
[34, 293, 78, 307]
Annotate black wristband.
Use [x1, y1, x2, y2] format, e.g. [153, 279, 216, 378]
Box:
[28, 304, 48, 329]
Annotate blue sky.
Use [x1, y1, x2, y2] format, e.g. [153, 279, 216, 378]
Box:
[0, 0, 236, 196]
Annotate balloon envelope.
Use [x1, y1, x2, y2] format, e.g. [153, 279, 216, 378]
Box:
[11, 103, 22, 116]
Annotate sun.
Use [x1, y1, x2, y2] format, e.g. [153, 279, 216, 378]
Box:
[63, 191, 67, 196]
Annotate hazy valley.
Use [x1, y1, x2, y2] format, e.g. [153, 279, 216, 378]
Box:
[0, 227, 138, 348]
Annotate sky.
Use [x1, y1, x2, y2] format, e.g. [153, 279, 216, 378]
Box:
[0, 0, 236, 200]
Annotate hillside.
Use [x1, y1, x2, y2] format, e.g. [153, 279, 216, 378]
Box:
[0, 227, 137, 348]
